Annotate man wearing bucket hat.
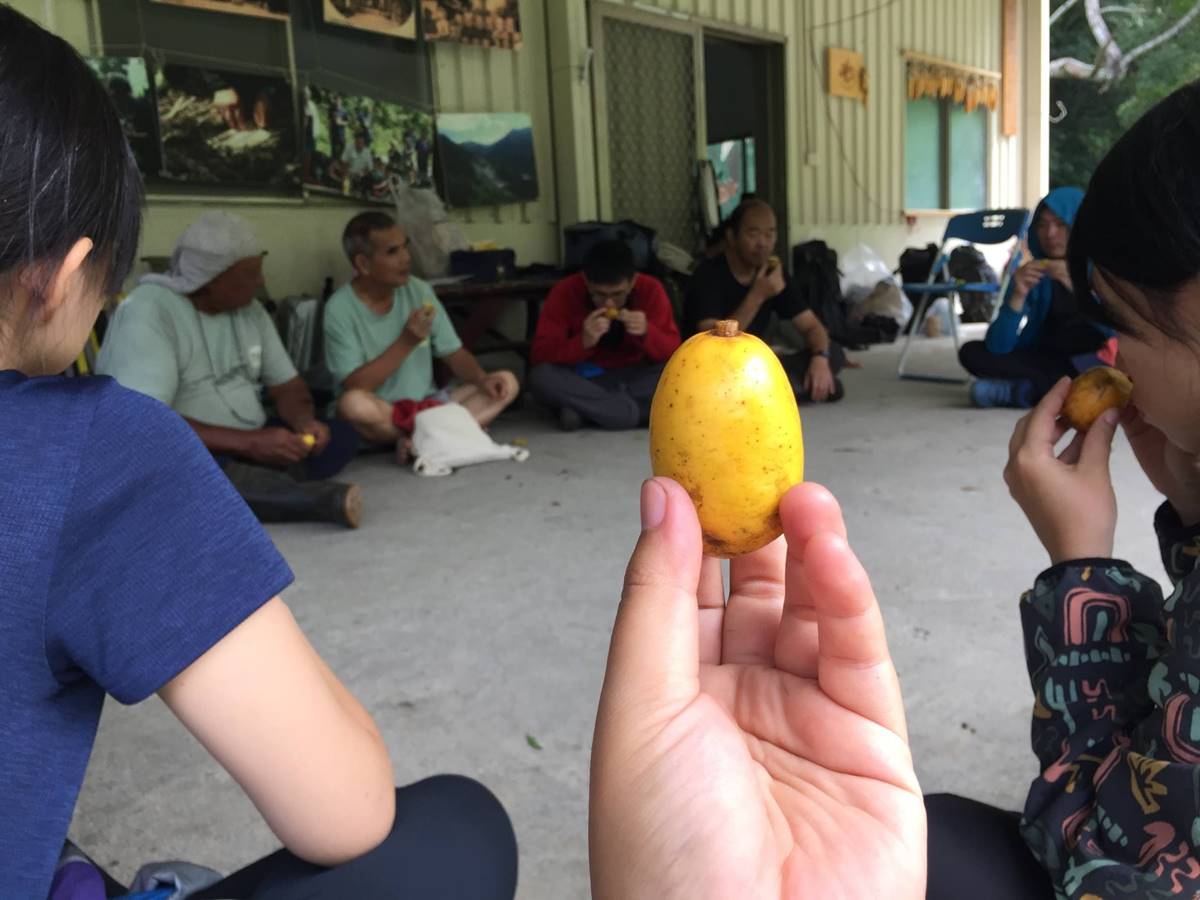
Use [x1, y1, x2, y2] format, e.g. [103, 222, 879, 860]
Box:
[97, 212, 363, 528]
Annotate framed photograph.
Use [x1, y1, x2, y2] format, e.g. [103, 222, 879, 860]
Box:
[322, 0, 417, 40]
[705, 137, 756, 221]
[86, 56, 164, 177]
[422, 0, 521, 50]
[151, 0, 290, 21]
[436, 112, 537, 207]
[303, 83, 435, 202]
[155, 63, 298, 187]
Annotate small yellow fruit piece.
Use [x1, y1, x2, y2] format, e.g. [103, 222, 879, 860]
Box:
[301, 433, 316, 447]
[768, 255, 781, 271]
[422, 302, 435, 312]
[1062, 366, 1133, 431]
[603, 307, 620, 320]
[650, 319, 804, 558]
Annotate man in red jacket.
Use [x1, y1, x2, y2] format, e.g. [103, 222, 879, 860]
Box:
[530, 240, 681, 430]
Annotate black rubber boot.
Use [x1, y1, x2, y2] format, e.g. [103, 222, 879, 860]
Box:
[222, 462, 362, 528]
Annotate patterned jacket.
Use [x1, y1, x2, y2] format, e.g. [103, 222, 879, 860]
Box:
[1020, 502, 1200, 898]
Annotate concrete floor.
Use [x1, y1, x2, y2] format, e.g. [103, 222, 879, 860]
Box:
[70, 325, 1168, 897]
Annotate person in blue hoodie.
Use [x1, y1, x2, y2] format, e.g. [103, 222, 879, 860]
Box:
[959, 187, 1112, 408]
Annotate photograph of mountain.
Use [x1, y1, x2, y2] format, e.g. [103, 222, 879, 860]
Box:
[436, 112, 537, 207]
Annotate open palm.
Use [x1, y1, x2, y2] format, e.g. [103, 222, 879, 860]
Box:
[590, 479, 925, 899]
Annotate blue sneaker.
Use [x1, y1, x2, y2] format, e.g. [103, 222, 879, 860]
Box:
[970, 378, 1034, 409]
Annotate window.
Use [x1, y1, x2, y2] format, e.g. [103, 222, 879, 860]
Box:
[905, 97, 988, 210]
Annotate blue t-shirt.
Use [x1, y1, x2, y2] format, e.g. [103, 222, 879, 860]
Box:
[0, 371, 293, 898]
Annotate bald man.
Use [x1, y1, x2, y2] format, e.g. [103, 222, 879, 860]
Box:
[684, 199, 845, 404]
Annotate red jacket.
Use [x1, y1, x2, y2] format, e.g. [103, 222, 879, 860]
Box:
[531, 272, 681, 368]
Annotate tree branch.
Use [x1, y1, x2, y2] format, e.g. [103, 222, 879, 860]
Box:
[1048, 56, 1101, 79]
[1083, 0, 1123, 67]
[1123, 0, 1200, 67]
[1049, 0, 1079, 28]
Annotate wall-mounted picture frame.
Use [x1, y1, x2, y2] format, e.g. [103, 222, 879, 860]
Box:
[151, 0, 290, 21]
[156, 63, 298, 187]
[436, 111, 537, 207]
[303, 83, 435, 202]
[422, 0, 521, 50]
[86, 56, 165, 176]
[322, 0, 417, 40]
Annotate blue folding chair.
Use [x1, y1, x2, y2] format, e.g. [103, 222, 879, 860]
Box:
[897, 208, 1031, 382]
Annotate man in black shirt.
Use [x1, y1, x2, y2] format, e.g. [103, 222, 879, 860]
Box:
[685, 199, 844, 403]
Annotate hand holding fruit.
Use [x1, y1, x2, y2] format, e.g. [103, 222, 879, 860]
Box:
[295, 419, 331, 455]
[619, 308, 647, 337]
[403, 305, 435, 344]
[589, 478, 926, 900]
[246, 426, 312, 466]
[583, 307, 613, 349]
[754, 259, 786, 300]
[1009, 261, 1050, 309]
[1005, 376, 1121, 564]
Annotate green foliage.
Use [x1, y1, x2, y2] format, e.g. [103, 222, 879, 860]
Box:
[1050, 0, 1200, 188]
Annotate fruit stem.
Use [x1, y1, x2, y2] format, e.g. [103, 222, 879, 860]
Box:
[713, 320, 740, 338]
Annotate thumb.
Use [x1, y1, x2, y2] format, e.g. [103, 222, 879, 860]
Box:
[1080, 407, 1121, 470]
[602, 478, 703, 708]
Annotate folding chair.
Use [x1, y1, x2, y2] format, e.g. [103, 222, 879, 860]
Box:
[897, 208, 1031, 382]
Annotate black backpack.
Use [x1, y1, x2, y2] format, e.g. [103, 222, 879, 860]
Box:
[947, 245, 999, 322]
[791, 240, 852, 345]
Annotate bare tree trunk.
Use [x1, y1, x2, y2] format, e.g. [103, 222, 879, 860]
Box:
[1049, 0, 1200, 82]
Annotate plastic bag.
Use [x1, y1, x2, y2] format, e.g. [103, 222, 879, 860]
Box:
[390, 179, 469, 279]
[411, 402, 530, 477]
[849, 279, 912, 328]
[839, 243, 897, 295]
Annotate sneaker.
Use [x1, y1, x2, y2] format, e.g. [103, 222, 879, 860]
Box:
[969, 378, 1033, 409]
[559, 406, 583, 432]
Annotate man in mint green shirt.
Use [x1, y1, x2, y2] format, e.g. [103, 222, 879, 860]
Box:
[326, 211, 519, 464]
[98, 212, 363, 527]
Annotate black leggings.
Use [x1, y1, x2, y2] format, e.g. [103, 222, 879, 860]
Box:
[106, 776, 517, 900]
[957, 341, 1076, 402]
[925, 793, 1054, 900]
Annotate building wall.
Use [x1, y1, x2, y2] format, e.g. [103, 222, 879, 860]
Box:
[591, 0, 1036, 266]
[18, 0, 1047, 295]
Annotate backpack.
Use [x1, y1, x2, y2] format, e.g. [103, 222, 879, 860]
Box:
[563, 220, 659, 273]
[791, 240, 851, 345]
[947, 245, 999, 323]
[897, 243, 948, 333]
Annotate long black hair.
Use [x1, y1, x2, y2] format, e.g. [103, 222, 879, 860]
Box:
[0, 6, 143, 301]
[1069, 80, 1200, 341]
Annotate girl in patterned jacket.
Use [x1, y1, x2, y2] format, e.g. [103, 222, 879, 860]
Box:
[1002, 79, 1200, 898]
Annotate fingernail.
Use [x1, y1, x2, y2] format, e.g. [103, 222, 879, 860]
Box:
[1102, 408, 1120, 426]
[640, 479, 666, 530]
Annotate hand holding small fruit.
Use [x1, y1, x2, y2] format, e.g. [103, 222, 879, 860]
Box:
[246, 426, 312, 467]
[1008, 259, 1057, 311]
[478, 371, 511, 401]
[1005, 376, 1121, 564]
[402, 304, 435, 345]
[583, 307, 613, 349]
[753, 258, 786, 301]
[590, 479, 926, 900]
[619, 308, 647, 337]
[294, 419, 331, 455]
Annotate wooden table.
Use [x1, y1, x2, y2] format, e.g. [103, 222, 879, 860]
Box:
[433, 276, 559, 360]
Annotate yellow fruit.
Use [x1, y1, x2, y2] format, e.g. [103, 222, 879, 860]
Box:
[604, 307, 620, 320]
[768, 255, 781, 271]
[1062, 366, 1133, 431]
[649, 320, 804, 558]
[301, 433, 316, 447]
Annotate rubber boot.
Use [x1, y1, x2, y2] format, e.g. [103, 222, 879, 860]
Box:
[222, 461, 362, 528]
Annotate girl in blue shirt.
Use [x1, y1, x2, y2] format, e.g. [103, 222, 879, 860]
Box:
[0, 9, 514, 898]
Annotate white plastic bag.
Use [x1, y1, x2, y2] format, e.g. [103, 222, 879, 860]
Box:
[839, 243, 897, 294]
[411, 402, 530, 477]
[390, 179, 469, 279]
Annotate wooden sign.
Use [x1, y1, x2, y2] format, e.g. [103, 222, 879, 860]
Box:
[827, 47, 867, 104]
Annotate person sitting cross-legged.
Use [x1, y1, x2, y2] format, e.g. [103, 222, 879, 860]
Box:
[326, 211, 519, 464]
[97, 212, 363, 528]
[529, 240, 681, 431]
